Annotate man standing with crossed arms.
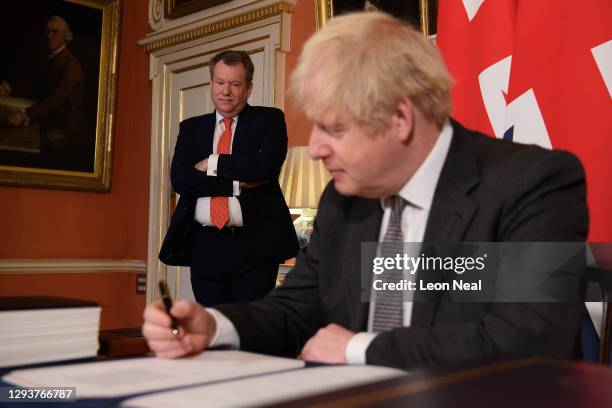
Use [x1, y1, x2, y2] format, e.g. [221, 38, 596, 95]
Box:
[159, 50, 298, 306]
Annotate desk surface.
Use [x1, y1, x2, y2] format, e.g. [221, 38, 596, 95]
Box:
[271, 357, 612, 408]
[3, 357, 612, 408]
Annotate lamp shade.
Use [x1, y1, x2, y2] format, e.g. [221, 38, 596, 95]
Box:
[279, 146, 331, 209]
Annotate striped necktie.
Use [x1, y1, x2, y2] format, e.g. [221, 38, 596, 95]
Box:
[372, 195, 408, 332]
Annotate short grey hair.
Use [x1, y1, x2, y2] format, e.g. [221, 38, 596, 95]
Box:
[209, 50, 254, 84]
[48, 15, 73, 42]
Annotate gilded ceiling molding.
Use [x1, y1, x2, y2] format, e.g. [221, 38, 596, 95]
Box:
[144, 2, 293, 53]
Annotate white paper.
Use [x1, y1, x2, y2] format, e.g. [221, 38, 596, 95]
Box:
[3, 350, 305, 398]
[122, 365, 407, 408]
[1, 307, 101, 330]
[0, 95, 36, 110]
[0, 337, 99, 368]
[0, 305, 100, 368]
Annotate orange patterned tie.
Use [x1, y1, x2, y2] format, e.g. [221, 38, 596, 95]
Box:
[210, 117, 233, 229]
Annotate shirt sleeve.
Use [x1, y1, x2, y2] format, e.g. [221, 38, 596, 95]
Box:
[207, 308, 241, 349]
[206, 154, 219, 176]
[345, 332, 378, 364]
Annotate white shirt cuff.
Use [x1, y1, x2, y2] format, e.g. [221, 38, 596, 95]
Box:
[206, 308, 240, 349]
[233, 181, 241, 196]
[207, 154, 219, 176]
[345, 332, 378, 364]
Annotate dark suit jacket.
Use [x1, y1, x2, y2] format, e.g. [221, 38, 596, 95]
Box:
[216, 120, 589, 370]
[159, 105, 298, 265]
[26, 47, 84, 128]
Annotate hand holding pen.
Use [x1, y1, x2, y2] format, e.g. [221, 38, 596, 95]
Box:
[159, 280, 180, 336]
[142, 282, 218, 358]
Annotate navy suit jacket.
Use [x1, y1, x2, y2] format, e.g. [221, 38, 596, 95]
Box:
[217, 120, 589, 369]
[159, 105, 298, 265]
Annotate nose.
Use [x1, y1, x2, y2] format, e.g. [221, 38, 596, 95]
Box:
[308, 127, 331, 160]
[222, 83, 231, 95]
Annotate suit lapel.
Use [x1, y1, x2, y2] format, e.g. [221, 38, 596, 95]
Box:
[425, 121, 480, 242]
[199, 113, 217, 155]
[231, 104, 254, 153]
[346, 198, 383, 331]
[412, 121, 480, 327]
[207, 105, 252, 154]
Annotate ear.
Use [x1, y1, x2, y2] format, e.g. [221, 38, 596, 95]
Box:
[391, 97, 414, 143]
[246, 82, 254, 98]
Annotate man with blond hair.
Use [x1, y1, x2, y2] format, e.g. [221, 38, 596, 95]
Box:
[143, 12, 587, 369]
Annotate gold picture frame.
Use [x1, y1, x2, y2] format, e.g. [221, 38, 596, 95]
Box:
[0, 0, 120, 191]
[315, 0, 438, 35]
[165, 0, 233, 19]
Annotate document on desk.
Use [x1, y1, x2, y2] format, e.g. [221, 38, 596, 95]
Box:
[122, 365, 407, 408]
[2, 350, 304, 398]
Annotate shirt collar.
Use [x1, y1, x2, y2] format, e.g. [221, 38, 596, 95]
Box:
[381, 119, 453, 211]
[48, 44, 65, 59]
[215, 111, 239, 126]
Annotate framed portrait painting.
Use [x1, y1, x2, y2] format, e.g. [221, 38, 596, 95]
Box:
[316, 0, 438, 36]
[0, 0, 119, 191]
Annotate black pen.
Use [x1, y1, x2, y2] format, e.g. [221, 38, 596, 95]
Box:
[159, 280, 180, 336]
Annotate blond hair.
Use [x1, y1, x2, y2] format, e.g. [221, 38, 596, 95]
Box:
[289, 12, 452, 131]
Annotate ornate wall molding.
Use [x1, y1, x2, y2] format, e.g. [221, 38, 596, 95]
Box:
[0, 259, 146, 275]
[149, 0, 164, 31]
[142, 1, 294, 53]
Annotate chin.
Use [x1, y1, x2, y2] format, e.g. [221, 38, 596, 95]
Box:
[333, 181, 359, 197]
[337, 183, 386, 199]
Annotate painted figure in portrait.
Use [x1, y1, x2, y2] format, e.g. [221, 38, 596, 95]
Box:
[0, 2, 102, 173]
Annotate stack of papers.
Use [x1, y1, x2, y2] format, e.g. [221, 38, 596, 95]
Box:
[0, 297, 101, 368]
[4, 351, 305, 397]
[3, 350, 406, 407]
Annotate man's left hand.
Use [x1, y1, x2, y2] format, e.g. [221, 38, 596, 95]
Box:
[194, 158, 208, 172]
[298, 323, 354, 364]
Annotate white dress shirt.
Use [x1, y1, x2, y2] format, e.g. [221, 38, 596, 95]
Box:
[194, 111, 243, 226]
[208, 121, 454, 362]
[345, 120, 453, 363]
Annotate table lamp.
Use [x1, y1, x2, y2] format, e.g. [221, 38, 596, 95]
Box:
[279, 146, 331, 247]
